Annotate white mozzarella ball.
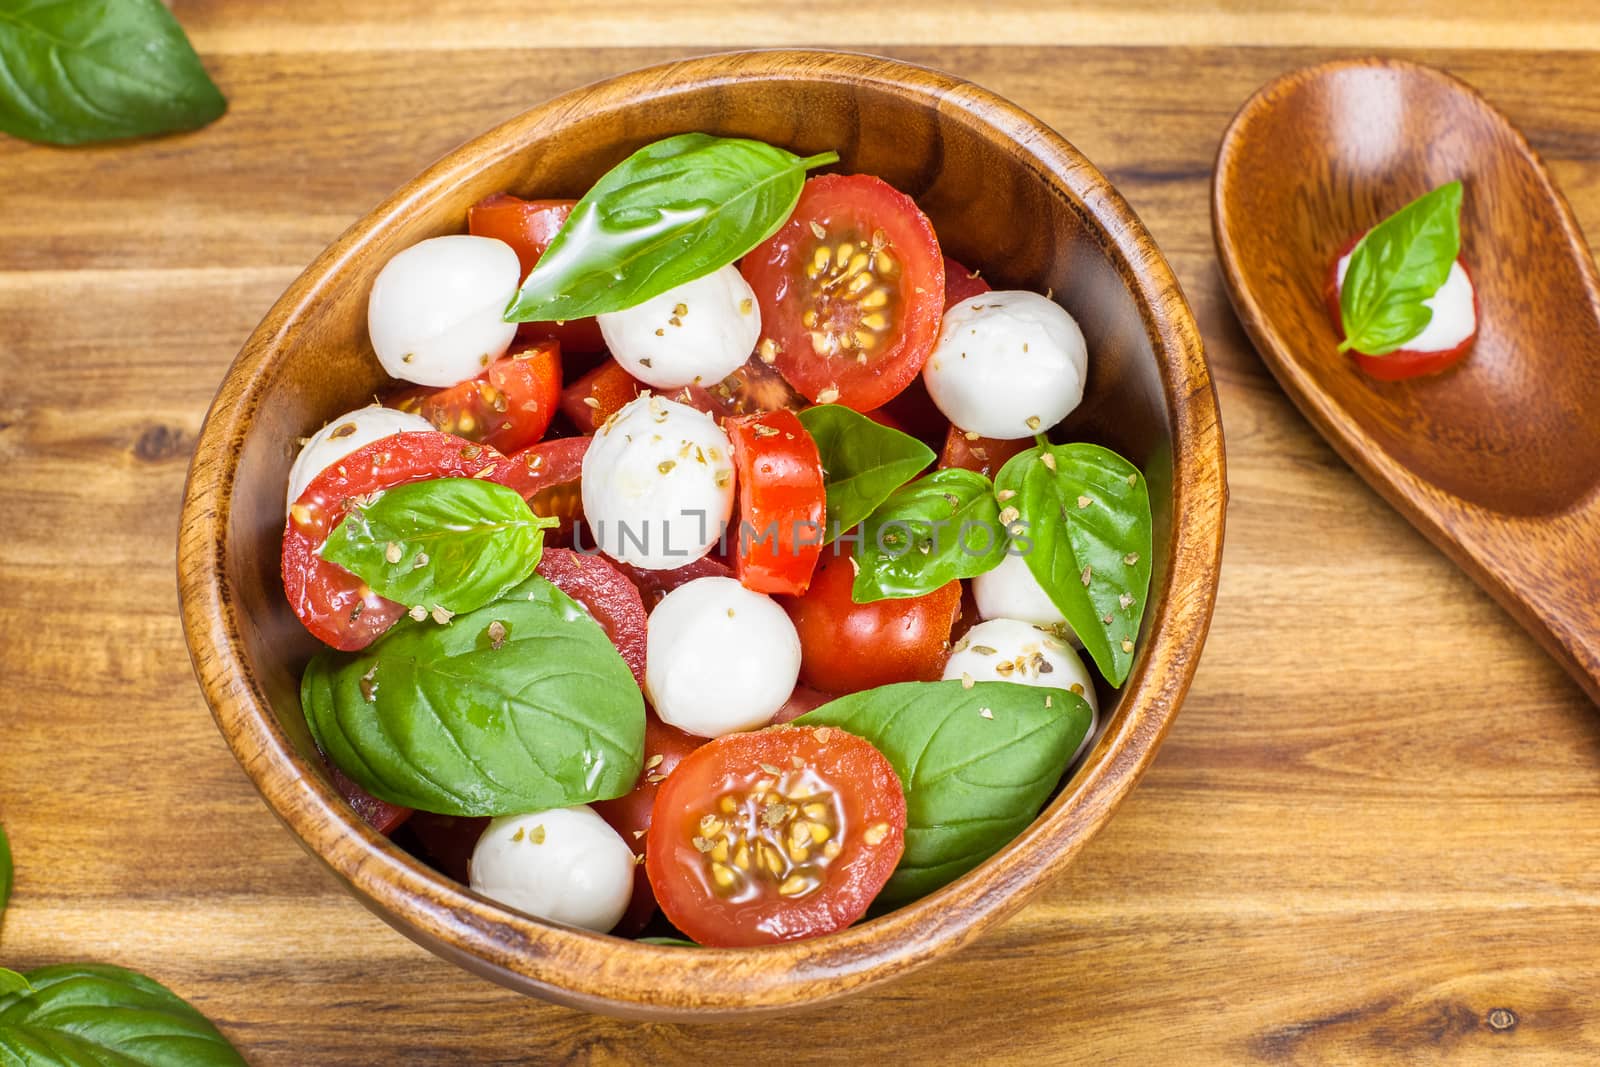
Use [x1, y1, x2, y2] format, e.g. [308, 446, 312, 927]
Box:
[943, 617, 1099, 758]
[367, 235, 521, 387]
[923, 291, 1089, 440]
[581, 394, 735, 569]
[1337, 253, 1476, 352]
[468, 807, 635, 933]
[597, 265, 761, 389]
[971, 552, 1082, 646]
[646, 577, 801, 737]
[286, 406, 434, 511]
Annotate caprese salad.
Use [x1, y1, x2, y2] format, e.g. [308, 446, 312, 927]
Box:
[1328, 180, 1478, 380]
[285, 133, 1154, 947]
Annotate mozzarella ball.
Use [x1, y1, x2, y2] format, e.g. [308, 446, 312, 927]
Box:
[943, 618, 1099, 758]
[1337, 253, 1476, 352]
[597, 265, 761, 389]
[972, 551, 1083, 647]
[923, 291, 1089, 439]
[646, 577, 802, 737]
[367, 235, 521, 387]
[468, 807, 635, 933]
[286, 406, 434, 510]
[581, 394, 735, 569]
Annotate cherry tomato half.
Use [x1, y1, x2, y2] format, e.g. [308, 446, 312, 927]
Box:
[282, 430, 502, 650]
[937, 425, 1030, 480]
[942, 255, 991, 308]
[534, 548, 648, 688]
[468, 194, 606, 353]
[742, 174, 945, 411]
[560, 360, 643, 434]
[726, 409, 825, 596]
[593, 715, 705, 936]
[780, 549, 961, 693]
[614, 555, 734, 611]
[492, 435, 589, 545]
[683, 355, 807, 419]
[391, 340, 562, 454]
[646, 725, 906, 946]
[768, 683, 832, 725]
[1324, 234, 1478, 381]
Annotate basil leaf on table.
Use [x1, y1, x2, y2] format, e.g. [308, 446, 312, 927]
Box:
[303, 575, 645, 816]
[797, 680, 1092, 903]
[0, 963, 245, 1065]
[321, 477, 556, 617]
[852, 468, 1007, 602]
[994, 443, 1152, 687]
[1338, 180, 1463, 356]
[796, 405, 935, 543]
[505, 133, 837, 322]
[0, 0, 226, 146]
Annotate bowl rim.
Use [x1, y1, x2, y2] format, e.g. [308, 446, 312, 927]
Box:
[178, 47, 1226, 1016]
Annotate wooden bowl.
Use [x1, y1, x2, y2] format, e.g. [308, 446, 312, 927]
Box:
[178, 49, 1225, 1018]
[1213, 58, 1600, 705]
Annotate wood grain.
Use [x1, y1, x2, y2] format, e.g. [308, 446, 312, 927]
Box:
[4, 14, 1600, 1064]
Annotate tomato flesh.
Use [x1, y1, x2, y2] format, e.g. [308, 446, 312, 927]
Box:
[491, 435, 589, 545]
[781, 549, 961, 693]
[942, 255, 991, 308]
[468, 194, 606, 353]
[726, 409, 825, 595]
[646, 725, 905, 946]
[768, 683, 832, 725]
[937, 425, 1030, 479]
[327, 761, 411, 835]
[282, 430, 503, 650]
[561, 360, 643, 434]
[615, 555, 734, 610]
[1325, 235, 1478, 380]
[392, 340, 561, 454]
[534, 548, 648, 688]
[742, 174, 944, 411]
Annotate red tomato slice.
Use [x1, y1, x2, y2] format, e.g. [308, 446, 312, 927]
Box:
[614, 556, 734, 611]
[680, 355, 807, 419]
[646, 725, 905, 946]
[1324, 234, 1478, 380]
[942, 255, 991, 308]
[282, 430, 503, 650]
[742, 174, 944, 411]
[327, 761, 411, 835]
[726, 409, 825, 595]
[937, 425, 1030, 480]
[492, 435, 589, 545]
[768, 683, 832, 725]
[780, 549, 961, 693]
[560, 360, 643, 434]
[391, 340, 561, 454]
[534, 548, 648, 687]
[468, 194, 606, 354]
[593, 715, 706, 936]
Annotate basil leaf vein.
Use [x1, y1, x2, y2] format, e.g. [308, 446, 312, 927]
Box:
[506, 133, 837, 322]
[0, 963, 246, 1065]
[1339, 180, 1463, 356]
[302, 575, 645, 816]
[797, 404, 935, 543]
[321, 477, 555, 616]
[853, 468, 1006, 601]
[0, 0, 226, 146]
[797, 680, 1092, 903]
[995, 443, 1152, 687]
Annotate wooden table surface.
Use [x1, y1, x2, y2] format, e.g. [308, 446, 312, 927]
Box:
[4, 3, 1599, 1063]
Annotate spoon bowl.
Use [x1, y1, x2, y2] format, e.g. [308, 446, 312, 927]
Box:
[1213, 58, 1600, 704]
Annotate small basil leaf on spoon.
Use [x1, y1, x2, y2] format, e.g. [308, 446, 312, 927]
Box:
[505, 134, 838, 322]
[1338, 180, 1463, 356]
[994, 443, 1152, 686]
[321, 477, 556, 617]
[797, 404, 936, 543]
[852, 468, 1007, 602]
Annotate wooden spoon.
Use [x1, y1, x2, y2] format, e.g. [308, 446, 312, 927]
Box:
[1213, 58, 1600, 706]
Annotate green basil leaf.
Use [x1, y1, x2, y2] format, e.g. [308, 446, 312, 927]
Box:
[506, 134, 837, 322]
[321, 478, 556, 617]
[0, 963, 245, 1065]
[0, 971, 28, 998]
[1339, 181, 1463, 356]
[994, 443, 1152, 686]
[852, 468, 1006, 602]
[637, 936, 699, 948]
[303, 575, 645, 817]
[797, 680, 1092, 903]
[797, 405, 935, 544]
[0, 820, 11, 930]
[0, 0, 226, 146]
